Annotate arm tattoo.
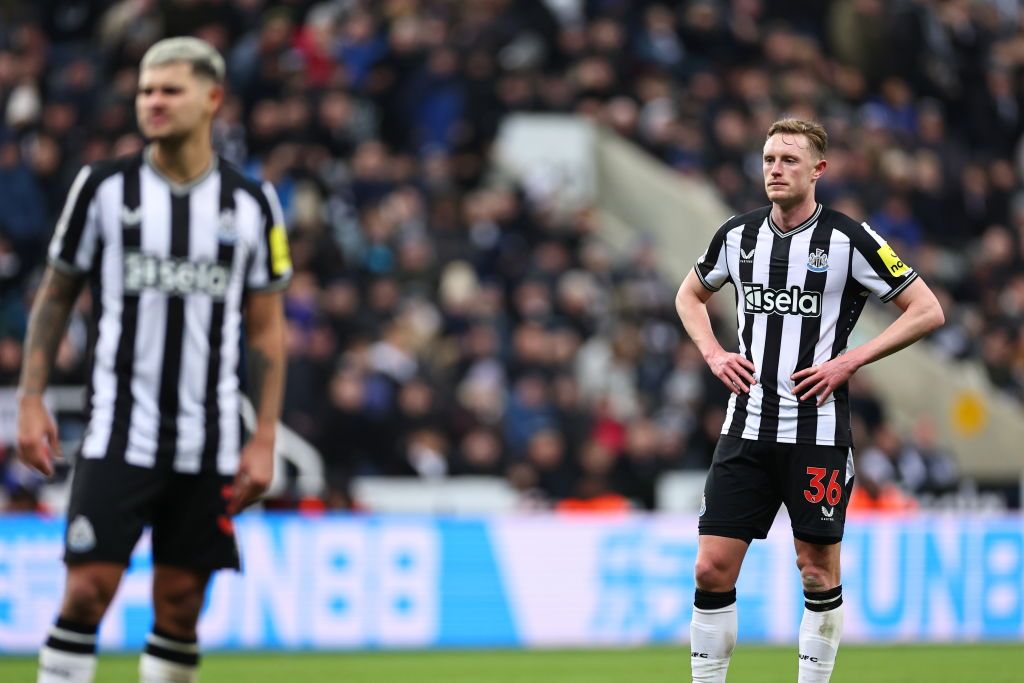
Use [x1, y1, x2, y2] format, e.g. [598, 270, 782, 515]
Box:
[19, 269, 84, 396]
[244, 293, 286, 429]
[246, 348, 271, 412]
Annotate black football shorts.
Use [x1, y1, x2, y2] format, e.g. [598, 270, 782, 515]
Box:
[698, 435, 855, 545]
[63, 455, 241, 570]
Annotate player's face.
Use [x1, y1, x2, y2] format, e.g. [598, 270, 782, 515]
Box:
[136, 63, 221, 142]
[762, 133, 826, 208]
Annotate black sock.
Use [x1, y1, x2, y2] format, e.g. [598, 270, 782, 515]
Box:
[694, 588, 737, 610]
[144, 626, 200, 667]
[45, 618, 98, 655]
[804, 585, 843, 612]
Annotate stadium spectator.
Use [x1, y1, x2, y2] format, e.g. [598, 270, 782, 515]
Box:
[2, 0, 1022, 513]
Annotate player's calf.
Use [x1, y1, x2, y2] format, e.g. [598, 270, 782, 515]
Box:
[798, 585, 844, 683]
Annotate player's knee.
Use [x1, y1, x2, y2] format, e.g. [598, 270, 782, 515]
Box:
[796, 559, 838, 592]
[154, 581, 205, 637]
[62, 573, 117, 623]
[694, 555, 738, 591]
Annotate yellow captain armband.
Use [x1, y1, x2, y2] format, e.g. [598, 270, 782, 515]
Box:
[876, 243, 910, 277]
[269, 224, 292, 276]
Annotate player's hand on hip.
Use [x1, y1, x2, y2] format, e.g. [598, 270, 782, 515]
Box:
[791, 355, 859, 406]
[15, 394, 60, 477]
[707, 348, 757, 395]
[229, 433, 274, 514]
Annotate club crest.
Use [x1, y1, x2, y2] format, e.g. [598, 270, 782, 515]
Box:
[807, 248, 828, 273]
[121, 206, 142, 227]
[67, 515, 96, 552]
[217, 208, 237, 244]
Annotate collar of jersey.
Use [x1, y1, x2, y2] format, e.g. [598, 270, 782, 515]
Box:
[767, 203, 822, 239]
[143, 146, 219, 196]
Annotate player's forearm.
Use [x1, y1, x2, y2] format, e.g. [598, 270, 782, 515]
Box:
[676, 286, 725, 362]
[846, 299, 944, 369]
[244, 302, 286, 438]
[18, 268, 82, 398]
[246, 339, 285, 436]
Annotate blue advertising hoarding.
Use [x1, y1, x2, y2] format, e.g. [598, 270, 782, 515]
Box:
[0, 513, 1021, 652]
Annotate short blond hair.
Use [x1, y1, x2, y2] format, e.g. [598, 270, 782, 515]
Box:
[767, 118, 828, 158]
[141, 37, 225, 83]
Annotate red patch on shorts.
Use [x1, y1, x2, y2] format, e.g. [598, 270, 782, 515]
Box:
[217, 515, 235, 536]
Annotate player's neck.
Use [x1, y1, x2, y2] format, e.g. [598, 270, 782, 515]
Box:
[771, 197, 819, 232]
[148, 134, 214, 186]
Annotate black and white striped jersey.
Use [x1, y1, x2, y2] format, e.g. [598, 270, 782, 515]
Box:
[694, 204, 917, 447]
[48, 148, 292, 475]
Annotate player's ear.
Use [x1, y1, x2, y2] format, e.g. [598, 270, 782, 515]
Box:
[206, 81, 224, 114]
[812, 157, 827, 180]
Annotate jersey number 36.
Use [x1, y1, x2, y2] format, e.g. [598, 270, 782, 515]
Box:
[804, 467, 842, 506]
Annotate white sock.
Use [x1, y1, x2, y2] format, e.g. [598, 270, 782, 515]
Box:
[38, 647, 98, 683]
[140, 653, 198, 683]
[798, 586, 844, 683]
[140, 629, 199, 683]
[38, 618, 99, 683]
[689, 589, 737, 683]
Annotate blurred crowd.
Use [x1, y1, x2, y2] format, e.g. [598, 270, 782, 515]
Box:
[5, 0, 1023, 512]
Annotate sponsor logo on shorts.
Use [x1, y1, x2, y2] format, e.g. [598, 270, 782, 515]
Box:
[699, 495, 706, 517]
[67, 515, 96, 553]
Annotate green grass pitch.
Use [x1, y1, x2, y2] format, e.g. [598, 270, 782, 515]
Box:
[2, 644, 1020, 682]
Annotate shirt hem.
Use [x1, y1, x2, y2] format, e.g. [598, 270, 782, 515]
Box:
[693, 265, 722, 292]
[722, 431, 851, 448]
[879, 271, 919, 303]
[48, 256, 88, 277]
[246, 276, 292, 293]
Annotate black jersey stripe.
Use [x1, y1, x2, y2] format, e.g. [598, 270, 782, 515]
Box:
[726, 221, 762, 437]
[830, 247, 868, 447]
[795, 222, 834, 442]
[201, 167, 240, 471]
[755, 227, 796, 441]
[56, 170, 106, 266]
[105, 156, 143, 459]
[155, 193, 191, 461]
[254, 185, 277, 284]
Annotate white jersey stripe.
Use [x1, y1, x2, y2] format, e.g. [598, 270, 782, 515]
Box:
[741, 224, 774, 437]
[775, 227, 817, 442]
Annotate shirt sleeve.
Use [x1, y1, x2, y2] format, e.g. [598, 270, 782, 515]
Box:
[693, 219, 733, 291]
[245, 181, 293, 292]
[849, 221, 919, 302]
[47, 165, 102, 275]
